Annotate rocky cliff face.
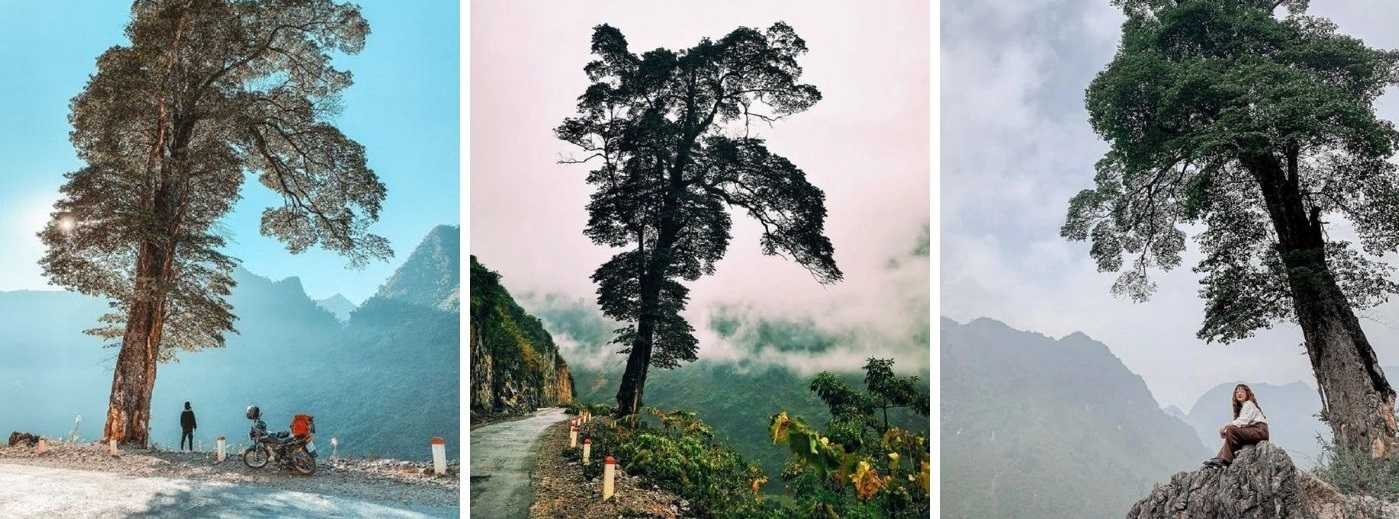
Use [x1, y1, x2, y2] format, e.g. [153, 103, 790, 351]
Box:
[469, 256, 574, 419]
[551, 360, 574, 404]
[1128, 442, 1398, 518]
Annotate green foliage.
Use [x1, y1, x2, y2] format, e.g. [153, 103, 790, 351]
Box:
[1313, 435, 1399, 499]
[768, 413, 930, 518]
[762, 358, 931, 518]
[469, 256, 567, 411]
[571, 360, 931, 496]
[564, 401, 617, 416]
[41, 0, 389, 357]
[1063, 0, 1399, 343]
[585, 410, 773, 518]
[808, 358, 930, 452]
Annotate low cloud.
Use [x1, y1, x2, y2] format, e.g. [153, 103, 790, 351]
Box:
[518, 225, 930, 377]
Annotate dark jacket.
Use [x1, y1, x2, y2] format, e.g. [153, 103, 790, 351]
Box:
[181, 409, 197, 430]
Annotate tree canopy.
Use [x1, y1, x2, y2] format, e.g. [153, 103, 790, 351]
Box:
[1064, 0, 1399, 343]
[40, 0, 389, 358]
[557, 22, 841, 413]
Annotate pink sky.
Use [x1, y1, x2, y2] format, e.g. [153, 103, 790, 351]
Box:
[469, 1, 930, 370]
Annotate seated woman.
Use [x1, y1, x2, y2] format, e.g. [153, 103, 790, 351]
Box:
[1204, 384, 1269, 468]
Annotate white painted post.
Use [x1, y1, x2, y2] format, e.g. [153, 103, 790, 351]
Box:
[36, 438, 48, 455]
[569, 425, 579, 449]
[216, 437, 226, 462]
[108, 438, 118, 456]
[582, 438, 591, 465]
[603, 456, 616, 501]
[431, 437, 446, 475]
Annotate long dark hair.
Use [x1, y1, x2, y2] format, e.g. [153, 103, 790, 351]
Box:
[1231, 384, 1264, 419]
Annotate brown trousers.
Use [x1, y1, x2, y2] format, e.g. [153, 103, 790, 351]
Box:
[1217, 422, 1269, 462]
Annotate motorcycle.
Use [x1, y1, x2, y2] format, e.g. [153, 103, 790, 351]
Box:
[242, 414, 318, 476]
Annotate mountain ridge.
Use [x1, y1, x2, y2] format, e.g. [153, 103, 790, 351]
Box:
[0, 225, 461, 460]
[941, 315, 1208, 519]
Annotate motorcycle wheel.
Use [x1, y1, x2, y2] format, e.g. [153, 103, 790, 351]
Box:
[291, 450, 316, 476]
[242, 445, 269, 469]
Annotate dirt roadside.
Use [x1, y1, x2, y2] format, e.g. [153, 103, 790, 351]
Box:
[0, 441, 459, 516]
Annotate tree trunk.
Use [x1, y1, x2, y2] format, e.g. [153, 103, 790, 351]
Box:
[104, 180, 180, 447]
[1244, 152, 1399, 458]
[615, 255, 663, 416]
[614, 93, 706, 417]
[103, 243, 169, 447]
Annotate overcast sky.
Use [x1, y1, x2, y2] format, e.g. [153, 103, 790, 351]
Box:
[0, 1, 458, 304]
[941, 0, 1399, 409]
[470, 0, 930, 374]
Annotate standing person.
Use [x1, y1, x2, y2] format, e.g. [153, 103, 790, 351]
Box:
[180, 402, 197, 452]
[1204, 384, 1269, 467]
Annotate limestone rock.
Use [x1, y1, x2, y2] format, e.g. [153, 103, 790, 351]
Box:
[1128, 442, 1399, 519]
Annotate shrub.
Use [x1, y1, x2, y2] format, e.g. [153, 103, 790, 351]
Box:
[1312, 434, 1399, 500]
[583, 408, 773, 518]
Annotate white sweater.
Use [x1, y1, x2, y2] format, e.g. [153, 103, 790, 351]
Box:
[1231, 401, 1267, 427]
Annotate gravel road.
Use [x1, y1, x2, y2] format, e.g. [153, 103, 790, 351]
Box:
[0, 463, 455, 518]
[0, 441, 458, 518]
[469, 408, 567, 519]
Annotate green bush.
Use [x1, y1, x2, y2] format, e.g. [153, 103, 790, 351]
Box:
[1312, 435, 1399, 499]
[584, 408, 775, 518]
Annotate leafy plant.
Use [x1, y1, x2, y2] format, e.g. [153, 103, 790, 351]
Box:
[768, 413, 929, 518]
[767, 358, 931, 518]
[1313, 434, 1399, 499]
[584, 409, 772, 517]
[808, 358, 930, 451]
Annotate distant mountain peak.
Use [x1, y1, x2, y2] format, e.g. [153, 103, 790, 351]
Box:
[316, 294, 358, 322]
[373, 225, 460, 312]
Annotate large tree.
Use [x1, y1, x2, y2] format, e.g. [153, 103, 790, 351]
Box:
[1065, 0, 1399, 456]
[39, 0, 389, 446]
[557, 23, 843, 416]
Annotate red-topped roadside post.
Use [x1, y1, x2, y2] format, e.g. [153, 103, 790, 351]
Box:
[431, 437, 446, 475]
[603, 455, 617, 501]
[569, 424, 579, 448]
[582, 438, 592, 464]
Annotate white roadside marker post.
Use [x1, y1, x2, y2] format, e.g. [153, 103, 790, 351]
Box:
[108, 438, 118, 456]
[570, 424, 579, 449]
[582, 438, 591, 465]
[603, 456, 617, 501]
[431, 437, 447, 475]
[216, 437, 225, 462]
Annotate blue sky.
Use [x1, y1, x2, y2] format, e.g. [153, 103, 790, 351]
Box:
[0, 1, 459, 304]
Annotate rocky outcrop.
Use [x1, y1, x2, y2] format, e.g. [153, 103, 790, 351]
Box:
[550, 361, 574, 405]
[469, 256, 575, 419]
[1128, 442, 1399, 518]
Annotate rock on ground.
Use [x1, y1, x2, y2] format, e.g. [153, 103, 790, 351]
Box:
[1128, 442, 1399, 519]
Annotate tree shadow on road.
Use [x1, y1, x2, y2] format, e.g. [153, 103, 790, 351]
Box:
[131, 481, 455, 518]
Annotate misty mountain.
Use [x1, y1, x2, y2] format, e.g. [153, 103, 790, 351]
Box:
[316, 294, 357, 322]
[517, 292, 929, 493]
[376, 225, 459, 312]
[468, 256, 574, 421]
[0, 225, 460, 461]
[941, 317, 1209, 519]
[1164, 405, 1188, 422]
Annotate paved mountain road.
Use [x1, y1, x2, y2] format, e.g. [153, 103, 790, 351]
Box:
[0, 463, 455, 518]
[469, 408, 569, 519]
